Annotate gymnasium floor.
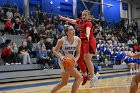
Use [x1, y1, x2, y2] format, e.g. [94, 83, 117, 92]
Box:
[0, 72, 140, 93]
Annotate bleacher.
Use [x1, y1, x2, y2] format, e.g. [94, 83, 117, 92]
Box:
[0, 35, 129, 83]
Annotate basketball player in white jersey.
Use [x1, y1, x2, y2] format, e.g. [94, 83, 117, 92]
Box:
[126, 53, 140, 93]
[50, 25, 83, 93]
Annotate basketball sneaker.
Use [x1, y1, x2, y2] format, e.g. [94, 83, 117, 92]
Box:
[82, 75, 89, 86]
[90, 75, 98, 88]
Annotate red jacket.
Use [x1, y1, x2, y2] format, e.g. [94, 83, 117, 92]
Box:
[4, 21, 13, 30]
[1, 48, 11, 58]
[133, 44, 140, 52]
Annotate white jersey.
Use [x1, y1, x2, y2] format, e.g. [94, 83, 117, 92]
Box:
[59, 36, 80, 72]
[61, 36, 79, 58]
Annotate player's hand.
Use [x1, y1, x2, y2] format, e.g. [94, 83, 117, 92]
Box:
[58, 15, 63, 19]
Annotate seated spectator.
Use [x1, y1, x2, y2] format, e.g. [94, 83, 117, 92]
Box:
[14, 9, 20, 19]
[11, 42, 20, 64]
[0, 32, 11, 49]
[37, 47, 54, 69]
[45, 38, 52, 51]
[18, 41, 31, 64]
[35, 38, 46, 54]
[1, 45, 12, 65]
[4, 19, 14, 34]
[0, 32, 6, 45]
[133, 43, 140, 52]
[29, 26, 39, 43]
[6, 8, 13, 20]
[104, 47, 112, 61]
[57, 21, 64, 35]
[0, 8, 4, 21]
[13, 18, 22, 35]
[26, 36, 36, 57]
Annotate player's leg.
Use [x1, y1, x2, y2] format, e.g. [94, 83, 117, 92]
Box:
[84, 53, 97, 88]
[130, 72, 140, 93]
[77, 49, 88, 86]
[50, 71, 70, 93]
[69, 68, 83, 93]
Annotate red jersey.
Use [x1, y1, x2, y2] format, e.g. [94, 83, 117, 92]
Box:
[76, 19, 94, 39]
[76, 19, 96, 53]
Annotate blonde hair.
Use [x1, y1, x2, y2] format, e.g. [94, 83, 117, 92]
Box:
[82, 10, 94, 20]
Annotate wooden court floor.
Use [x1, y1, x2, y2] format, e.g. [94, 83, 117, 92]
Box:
[0, 72, 140, 93]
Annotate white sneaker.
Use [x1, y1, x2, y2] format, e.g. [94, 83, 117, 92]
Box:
[5, 63, 10, 65]
[90, 76, 97, 88]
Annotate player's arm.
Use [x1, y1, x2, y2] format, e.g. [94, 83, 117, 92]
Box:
[126, 52, 140, 58]
[59, 15, 76, 25]
[74, 38, 81, 63]
[52, 39, 64, 60]
[86, 27, 91, 41]
[86, 22, 92, 41]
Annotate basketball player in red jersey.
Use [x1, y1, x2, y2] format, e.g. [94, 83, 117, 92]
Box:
[59, 10, 97, 88]
[51, 25, 82, 93]
[126, 53, 140, 93]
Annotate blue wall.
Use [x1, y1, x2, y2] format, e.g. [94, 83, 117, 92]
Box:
[0, 0, 24, 13]
[103, 0, 121, 23]
[77, 0, 100, 18]
[29, 0, 73, 17]
[0, 0, 121, 23]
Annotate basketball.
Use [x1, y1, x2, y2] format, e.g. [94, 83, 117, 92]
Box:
[62, 56, 75, 69]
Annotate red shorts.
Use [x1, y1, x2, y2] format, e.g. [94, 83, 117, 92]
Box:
[81, 37, 96, 54]
[81, 40, 90, 53]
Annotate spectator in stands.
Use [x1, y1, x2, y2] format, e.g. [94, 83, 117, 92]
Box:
[18, 41, 31, 64]
[37, 47, 54, 69]
[14, 9, 20, 19]
[11, 42, 19, 64]
[52, 34, 59, 47]
[1, 45, 12, 65]
[2, 0, 10, 13]
[36, 4, 41, 12]
[29, 25, 39, 43]
[127, 38, 133, 46]
[26, 36, 33, 55]
[26, 16, 34, 29]
[133, 43, 140, 52]
[43, 12, 47, 22]
[0, 8, 4, 21]
[21, 20, 29, 34]
[12, 3, 18, 13]
[38, 11, 43, 23]
[35, 38, 46, 54]
[45, 38, 53, 51]
[6, 8, 13, 20]
[39, 25, 46, 39]
[45, 24, 53, 38]
[96, 31, 103, 40]
[58, 20, 64, 35]
[0, 32, 6, 45]
[13, 18, 22, 35]
[4, 19, 14, 34]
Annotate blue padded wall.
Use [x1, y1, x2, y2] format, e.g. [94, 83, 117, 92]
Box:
[103, 0, 121, 23]
[77, 0, 100, 18]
